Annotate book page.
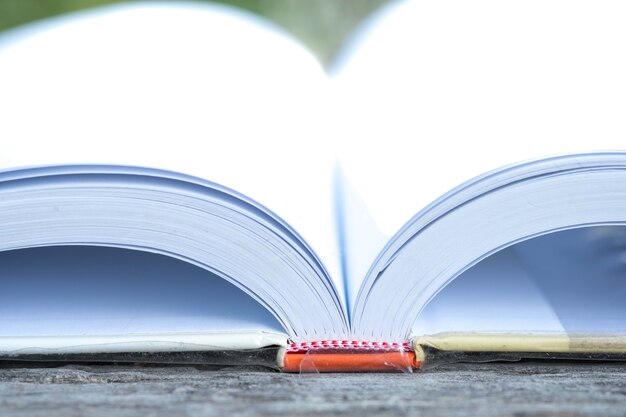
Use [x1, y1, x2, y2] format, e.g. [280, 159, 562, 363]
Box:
[333, 166, 389, 313]
[515, 226, 626, 335]
[0, 3, 345, 303]
[414, 225, 626, 341]
[413, 244, 564, 337]
[0, 245, 285, 338]
[332, 0, 626, 302]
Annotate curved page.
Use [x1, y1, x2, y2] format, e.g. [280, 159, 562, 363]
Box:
[0, 166, 348, 342]
[413, 226, 626, 356]
[332, 0, 626, 308]
[0, 2, 345, 312]
[0, 246, 287, 353]
[352, 153, 626, 341]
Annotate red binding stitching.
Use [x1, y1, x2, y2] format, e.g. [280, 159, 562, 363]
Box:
[287, 341, 411, 353]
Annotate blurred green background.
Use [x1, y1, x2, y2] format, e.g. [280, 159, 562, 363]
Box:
[0, 0, 391, 66]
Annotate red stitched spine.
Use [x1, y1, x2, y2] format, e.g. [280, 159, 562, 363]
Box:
[282, 340, 420, 372]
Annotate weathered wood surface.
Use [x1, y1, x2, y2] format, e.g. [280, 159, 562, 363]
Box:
[1, 361, 626, 416]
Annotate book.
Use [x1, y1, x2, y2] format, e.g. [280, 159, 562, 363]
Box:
[1, 1, 626, 372]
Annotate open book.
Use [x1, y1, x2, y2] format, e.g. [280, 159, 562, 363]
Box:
[1, 1, 626, 372]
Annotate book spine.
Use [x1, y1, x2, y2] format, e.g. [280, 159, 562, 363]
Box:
[281, 341, 420, 373]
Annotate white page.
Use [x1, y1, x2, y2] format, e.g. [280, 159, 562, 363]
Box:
[416, 225, 626, 338]
[0, 2, 344, 302]
[332, 0, 626, 303]
[333, 166, 389, 313]
[0, 245, 284, 336]
[516, 226, 626, 335]
[414, 244, 564, 336]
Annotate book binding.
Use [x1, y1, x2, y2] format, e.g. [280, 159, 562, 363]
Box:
[281, 341, 420, 373]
